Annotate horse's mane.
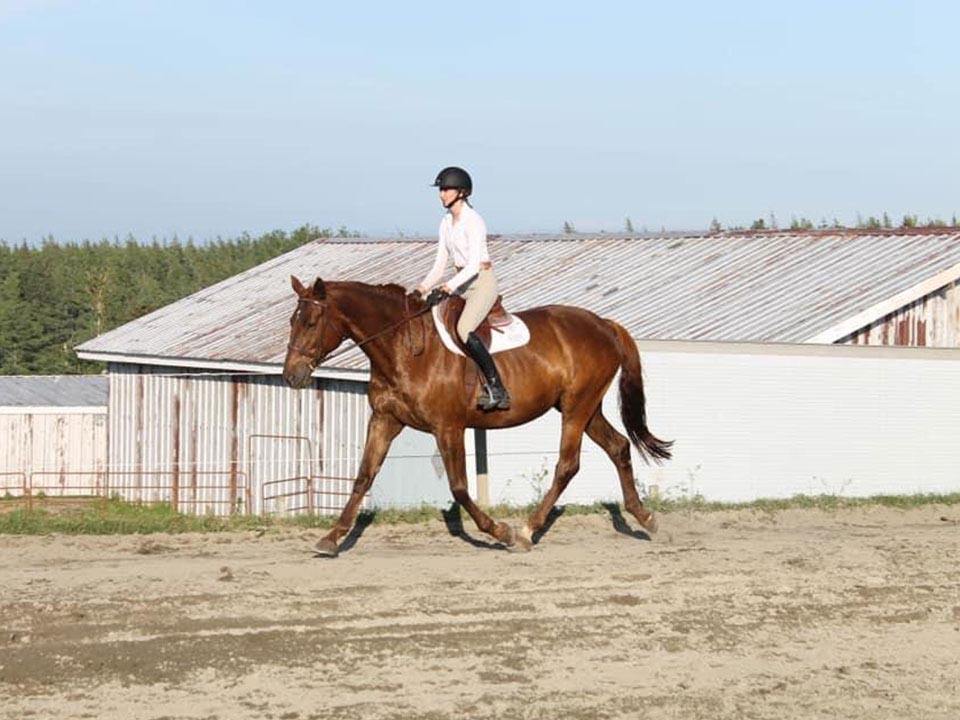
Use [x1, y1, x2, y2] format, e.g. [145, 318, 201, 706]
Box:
[373, 283, 408, 298]
[335, 281, 410, 302]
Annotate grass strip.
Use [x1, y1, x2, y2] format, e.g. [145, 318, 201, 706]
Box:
[0, 492, 958, 536]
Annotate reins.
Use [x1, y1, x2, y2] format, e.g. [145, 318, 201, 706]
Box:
[287, 295, 433, 367]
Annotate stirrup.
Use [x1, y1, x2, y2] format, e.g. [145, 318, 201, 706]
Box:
[478, 383, 511, 411]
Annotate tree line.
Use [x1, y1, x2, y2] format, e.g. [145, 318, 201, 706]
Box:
[7, 214, 960, 375]
[714, 212, 960, 233]
[0, 225, 343, 375]
[598, 214, 960, 235]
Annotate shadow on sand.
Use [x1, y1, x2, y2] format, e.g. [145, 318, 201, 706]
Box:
[316, 502, 650, 558]
[311, 510, 377, 558]
[530, 505, 565, 545]
[441, 503, 510, 551]
[602, 502, 652, 541]
[441, 503, 568, 548]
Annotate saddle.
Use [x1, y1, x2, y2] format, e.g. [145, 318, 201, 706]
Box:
[440, 295, 512, 352]
[440, 294, 513, 407]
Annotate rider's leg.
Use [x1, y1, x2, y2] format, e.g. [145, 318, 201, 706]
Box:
[457, 269, 510, 411]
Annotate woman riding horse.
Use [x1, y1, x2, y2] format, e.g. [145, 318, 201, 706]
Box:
[415, 166, 510, 411]
[283, 268, 672, 556]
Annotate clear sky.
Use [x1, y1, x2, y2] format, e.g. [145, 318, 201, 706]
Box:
[1, 1, 958, 243]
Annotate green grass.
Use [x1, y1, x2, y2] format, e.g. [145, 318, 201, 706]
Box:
[644, 491, 960, 514]
[0, 492, 958, 536]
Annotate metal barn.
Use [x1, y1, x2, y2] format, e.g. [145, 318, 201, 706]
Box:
[76, 230, 960, 514]
[0, 376, 108, 499]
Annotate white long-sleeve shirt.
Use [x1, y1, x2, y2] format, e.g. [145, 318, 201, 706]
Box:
[419, 204, 490, 292]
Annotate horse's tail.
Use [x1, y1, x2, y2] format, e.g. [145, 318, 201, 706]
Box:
[605, 319, 673, 464]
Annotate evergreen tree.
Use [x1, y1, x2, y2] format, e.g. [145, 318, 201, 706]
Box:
[0, 224, 333, 375]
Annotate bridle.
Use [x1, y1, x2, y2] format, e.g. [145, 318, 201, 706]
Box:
[286, 296, 328, 368]
[286, 294, 434, 368]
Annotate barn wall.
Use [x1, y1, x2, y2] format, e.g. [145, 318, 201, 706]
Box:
[0, 408, 107, 496]
[484, 344, 960, 505]
[102, 341, 960, 514]
[841, 280, 960, 347]
[105, 364, 439, 515]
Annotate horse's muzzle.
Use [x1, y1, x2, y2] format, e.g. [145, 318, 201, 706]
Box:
[282, 362, 314, 389]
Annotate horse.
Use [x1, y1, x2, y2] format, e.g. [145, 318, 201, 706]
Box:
[282, 276, 672, 556]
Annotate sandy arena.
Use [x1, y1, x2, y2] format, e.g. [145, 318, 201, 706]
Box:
[1, 505, 959, 720]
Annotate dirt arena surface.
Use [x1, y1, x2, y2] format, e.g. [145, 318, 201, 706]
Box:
[1, 505, 959, 720]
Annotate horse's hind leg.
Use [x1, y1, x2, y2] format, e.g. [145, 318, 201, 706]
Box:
[436, 427, 516, 548]
[520, 412, 590, 548]
[585, 409, 658, 533]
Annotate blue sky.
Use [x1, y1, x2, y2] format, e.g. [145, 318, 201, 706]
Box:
[1, 1, 957, 242]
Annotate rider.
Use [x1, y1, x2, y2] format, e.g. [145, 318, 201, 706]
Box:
[415, 166, 511, 411]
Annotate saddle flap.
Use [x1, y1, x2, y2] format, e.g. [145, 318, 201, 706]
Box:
[440, 294, 511, 350]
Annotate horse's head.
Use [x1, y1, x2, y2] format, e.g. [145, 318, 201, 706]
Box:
[282, 275, 344, 389]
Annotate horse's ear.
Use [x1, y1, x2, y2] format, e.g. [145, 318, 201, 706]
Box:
[312, 277, 326, 299]
[291, 275, 307, 296]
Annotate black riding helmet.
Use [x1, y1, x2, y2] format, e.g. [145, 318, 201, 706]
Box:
[432, 166, 472, 197]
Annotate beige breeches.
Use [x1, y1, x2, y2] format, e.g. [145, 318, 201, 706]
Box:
[456, 267, 499, 342]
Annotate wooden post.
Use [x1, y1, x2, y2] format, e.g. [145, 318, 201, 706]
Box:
[474, 428, 489, 507]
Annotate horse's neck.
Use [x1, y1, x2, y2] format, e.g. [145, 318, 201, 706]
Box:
[335, 283, 404, 333]
[333, 283, 410, 374]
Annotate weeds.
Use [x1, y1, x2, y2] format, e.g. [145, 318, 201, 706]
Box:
[0, 492, 958, 536]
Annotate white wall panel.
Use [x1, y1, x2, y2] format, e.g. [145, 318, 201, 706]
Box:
[0, 410, 107, 496]
[486, 346, 960, 505]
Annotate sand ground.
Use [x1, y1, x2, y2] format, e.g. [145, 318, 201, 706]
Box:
[1, 504, 959, 720]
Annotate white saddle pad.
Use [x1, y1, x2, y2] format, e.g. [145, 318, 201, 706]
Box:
[432, 306, 531, 356]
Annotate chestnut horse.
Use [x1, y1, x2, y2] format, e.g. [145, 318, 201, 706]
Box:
[282, 276, 672, 556]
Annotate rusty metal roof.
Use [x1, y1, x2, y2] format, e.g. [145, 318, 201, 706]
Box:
[76, 231, 960, 372]
[0, 375, 107, 407]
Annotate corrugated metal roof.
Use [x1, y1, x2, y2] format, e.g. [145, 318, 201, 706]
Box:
[0, 375, 108, 407]
[76, 231, 960, 371]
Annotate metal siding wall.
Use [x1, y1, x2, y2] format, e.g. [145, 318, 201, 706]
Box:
[843, 280, 960, 347]
[106, 365, 374, 515]
[248, 375, 321, 515]
[485, 349, 960, 505]
[318, 379, 370, 512]
[0, 415, 31, 493]
[370, 427, 452, 509]
[0, 411, 106, 495]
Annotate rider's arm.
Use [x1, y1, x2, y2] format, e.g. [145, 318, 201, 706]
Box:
[417, 222, 449, 294]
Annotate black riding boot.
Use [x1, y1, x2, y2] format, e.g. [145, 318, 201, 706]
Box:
[464, 332, 511, 411]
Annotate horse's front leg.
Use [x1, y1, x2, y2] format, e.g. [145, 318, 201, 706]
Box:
[315, 412, 403, 557]
[436, 428, 517, 548]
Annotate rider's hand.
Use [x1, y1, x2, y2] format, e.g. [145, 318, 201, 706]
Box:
[424, 287, 448, 308]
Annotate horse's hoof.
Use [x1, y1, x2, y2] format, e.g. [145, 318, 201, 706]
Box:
[512, 525, 534, 552]
[639, 511, 659, 534]
[314, 538, 340, 557]
[495, 522, 516, 547]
